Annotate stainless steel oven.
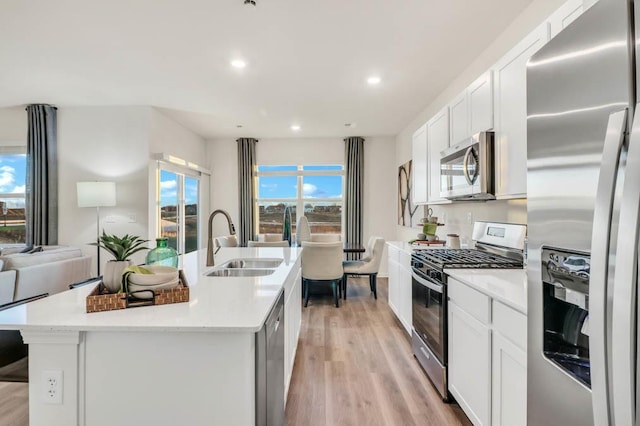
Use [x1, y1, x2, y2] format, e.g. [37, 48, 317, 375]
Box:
[411, 264, 448, 400]
[440, 131, 494, 201]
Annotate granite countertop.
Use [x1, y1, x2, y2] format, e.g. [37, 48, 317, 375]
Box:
[0, 247, 302, 333]
[446, 268, 527, 314]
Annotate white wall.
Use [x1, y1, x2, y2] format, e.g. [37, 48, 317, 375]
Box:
[395, 0, 566, 243]
[206, 136, 396, 274]
[0, 106, 27, 145]
[58, 106, 207, 274]
[58, 106, 151, 273]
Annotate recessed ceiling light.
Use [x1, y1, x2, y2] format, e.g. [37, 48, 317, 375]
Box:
[367, 76, 381, 85]
[291, 125, 301, 131]
[236, 125, 243, 128]
[231, 59, 247, 69]
[345, 123, 357, 128]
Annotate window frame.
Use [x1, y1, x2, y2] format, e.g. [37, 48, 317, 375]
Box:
[256, 164, 344, 236]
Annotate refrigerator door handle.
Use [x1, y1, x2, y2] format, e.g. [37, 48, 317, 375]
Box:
[612, 106, 640, 426]
[591, 109, 628, 426]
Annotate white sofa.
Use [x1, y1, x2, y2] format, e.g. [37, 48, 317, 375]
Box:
[0, 246, 91, 305]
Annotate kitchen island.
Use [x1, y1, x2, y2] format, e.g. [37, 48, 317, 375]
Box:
[0, 247, 302, 426]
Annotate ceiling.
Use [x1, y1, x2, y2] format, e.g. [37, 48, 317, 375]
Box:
[0, 0, 533, 139]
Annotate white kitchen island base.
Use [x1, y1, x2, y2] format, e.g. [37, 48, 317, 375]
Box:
[0, 247, 302, 426]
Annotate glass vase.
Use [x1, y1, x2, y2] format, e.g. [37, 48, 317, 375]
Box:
[145, 238, 179, 267]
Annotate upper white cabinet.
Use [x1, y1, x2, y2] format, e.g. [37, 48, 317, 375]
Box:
[469, 71, 494, 136]
[449, 71, 494, 147]
[549, 0, 584, 38]
[427, 106, 450, 204]
[492, 22, 550, 199]
[449, 91, 469, 146]
[411, 124, 428, 205]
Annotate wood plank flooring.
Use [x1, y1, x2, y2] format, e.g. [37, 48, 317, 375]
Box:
[286, 277, 471, 426]
[0, 382, 27, 425]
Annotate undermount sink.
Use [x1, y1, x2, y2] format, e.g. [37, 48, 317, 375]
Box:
[218, 258, 283, 269]
[206, 268, 275, 277]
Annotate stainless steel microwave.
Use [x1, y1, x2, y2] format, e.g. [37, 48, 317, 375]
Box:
[439, 132, 495, 201]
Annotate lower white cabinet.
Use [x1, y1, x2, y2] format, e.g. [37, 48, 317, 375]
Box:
[448, 277, 527, 426]
[492, 332, 527, 426]
[449, 301, 492, 426]
[284, 266, 302, 398]
[387, 244, 412, 335]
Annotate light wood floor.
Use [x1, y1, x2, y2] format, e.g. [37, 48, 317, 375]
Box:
[0, 381, 27, 425]
[0, 278, 471, 426]
[286, 277, 471, 426]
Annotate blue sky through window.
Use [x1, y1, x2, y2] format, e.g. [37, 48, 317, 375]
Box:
[160, 170, 198, 206]
[0, 154, 26, 207]
[258, 165, 343, 199]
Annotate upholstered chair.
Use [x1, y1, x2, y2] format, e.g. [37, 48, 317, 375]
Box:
[295, 216, 311, 245]
[247, 241, 290, 247]
[258, 234, 284, 242]
[214, 235, 238, 248]
[342, 237, 385, 299]
[310, 233, 341, 242]
[301, 241, 343, 308]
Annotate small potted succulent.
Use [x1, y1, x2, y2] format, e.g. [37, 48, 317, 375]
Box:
[91, 232, 149, 293]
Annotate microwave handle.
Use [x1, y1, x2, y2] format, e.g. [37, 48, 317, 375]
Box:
[463, 147, 474, 185]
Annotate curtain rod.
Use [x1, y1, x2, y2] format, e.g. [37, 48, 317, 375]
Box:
[25, 104, 58, 110]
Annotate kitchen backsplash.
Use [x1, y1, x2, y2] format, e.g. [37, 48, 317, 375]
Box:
[398, 199, 527, 247]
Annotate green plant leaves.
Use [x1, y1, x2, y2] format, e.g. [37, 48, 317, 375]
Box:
[89, 231, 149, 261]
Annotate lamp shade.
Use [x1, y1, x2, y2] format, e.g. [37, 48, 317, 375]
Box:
[77, 182, 116, 208]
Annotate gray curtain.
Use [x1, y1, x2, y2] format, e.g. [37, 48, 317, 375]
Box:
[237, 138, 258, 246]
[344, 137, 364, 260]
[26, 104, 58, 246]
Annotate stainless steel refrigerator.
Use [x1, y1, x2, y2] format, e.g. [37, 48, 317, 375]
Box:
[527, 0, 639, 424]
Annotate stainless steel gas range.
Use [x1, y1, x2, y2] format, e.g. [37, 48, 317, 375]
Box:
[411, 221, 526, 401]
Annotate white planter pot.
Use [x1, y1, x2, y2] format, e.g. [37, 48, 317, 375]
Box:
[103, 260, 132, 293]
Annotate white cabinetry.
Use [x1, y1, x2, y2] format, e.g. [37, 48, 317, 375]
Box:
[387, 244, 412, 335]
[492, 23, 549, 199]
[549, 0, 584, 38]
[449, 91, 469, 146]
[448, 277, 527, 426]
[491, 300, 527, 426]
[448, 279, 492, 426]
[427, 107, 450, 204]
[284, 266, 302, 397]
[411, 124, 428, 205]
[449, 71, 493, 147]
[469, 71, 494, 136]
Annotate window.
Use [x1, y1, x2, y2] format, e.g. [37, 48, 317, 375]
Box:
[256, 165, 343, 235]
[157, 164, 200, 255]
[0, 149, 26, 244]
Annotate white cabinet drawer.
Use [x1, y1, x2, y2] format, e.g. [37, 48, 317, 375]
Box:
[493, 300, 527, 350]
[448, 277, 491, 325]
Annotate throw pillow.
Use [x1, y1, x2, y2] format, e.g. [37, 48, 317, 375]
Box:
[19, 245, 34, 254]
[28, 246, 43, 254]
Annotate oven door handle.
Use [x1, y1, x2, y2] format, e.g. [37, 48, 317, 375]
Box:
[412, 271, 444, 293]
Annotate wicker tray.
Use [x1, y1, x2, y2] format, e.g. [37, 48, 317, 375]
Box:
[86, 270, 190, 313]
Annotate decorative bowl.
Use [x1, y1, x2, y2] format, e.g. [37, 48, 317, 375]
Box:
[128, 265, 179, 286]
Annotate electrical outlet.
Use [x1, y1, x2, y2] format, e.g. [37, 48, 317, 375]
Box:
[42, 370, 63, 404]
[467, 212, 473, 225]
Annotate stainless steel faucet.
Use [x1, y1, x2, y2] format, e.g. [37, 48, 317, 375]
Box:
[206, 209, 237, 266]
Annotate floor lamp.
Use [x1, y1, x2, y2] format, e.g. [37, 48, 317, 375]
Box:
[77, 182, 116, 276]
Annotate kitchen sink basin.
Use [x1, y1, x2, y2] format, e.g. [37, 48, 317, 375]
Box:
[206, 268, 275, 277]
[218, 258, 283, 269]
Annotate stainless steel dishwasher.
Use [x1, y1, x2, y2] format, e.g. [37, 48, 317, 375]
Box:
[256, 289, 285, 426]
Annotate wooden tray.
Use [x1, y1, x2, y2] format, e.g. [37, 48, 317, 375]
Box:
[86, 270, 190, 313]
[412, 240, 446, 246]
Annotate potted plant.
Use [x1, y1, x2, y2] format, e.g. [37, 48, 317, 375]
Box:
[91, 232, 149, 293]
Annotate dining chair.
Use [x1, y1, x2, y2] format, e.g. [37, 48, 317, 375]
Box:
[295, 216, 311, 245]
[301, 241, 343, 308]
[215, 235, 238, 248]
[247, 241, 290, 247]
[310, 233, 341, 242]
[258, 233, 284, 242]
[342, 237, 385, 299]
